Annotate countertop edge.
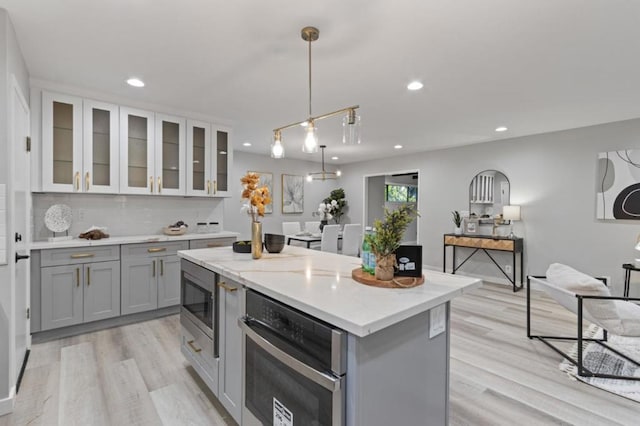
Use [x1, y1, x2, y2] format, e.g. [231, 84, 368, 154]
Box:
[30, 231, 240, 250]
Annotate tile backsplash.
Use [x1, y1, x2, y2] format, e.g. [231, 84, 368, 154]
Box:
[33, 193, 225, 241]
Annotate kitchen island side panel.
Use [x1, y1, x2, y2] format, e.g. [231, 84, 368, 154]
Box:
[346, 303, 449, 426]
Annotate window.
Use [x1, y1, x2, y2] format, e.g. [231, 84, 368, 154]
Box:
[385, 184, 417, 202]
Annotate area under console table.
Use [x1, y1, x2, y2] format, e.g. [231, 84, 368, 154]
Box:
[443, 234, 524, 292]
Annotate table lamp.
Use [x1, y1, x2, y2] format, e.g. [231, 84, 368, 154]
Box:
[635, 236, 640, 268]
[502, 205, 521, 238]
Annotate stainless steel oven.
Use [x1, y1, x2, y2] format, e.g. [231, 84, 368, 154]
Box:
[239, 289, 346, 426]
[180, 259, 218, 356]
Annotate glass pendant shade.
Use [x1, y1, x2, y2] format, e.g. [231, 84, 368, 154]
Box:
[302, 122, 318, 153]
[342, 111, 361, 145]
[271, 132, 285, 158]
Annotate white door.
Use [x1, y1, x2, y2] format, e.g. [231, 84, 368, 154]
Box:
[10, 76, 31, 389]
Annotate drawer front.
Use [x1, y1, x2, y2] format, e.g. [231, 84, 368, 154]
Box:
[41, 245, 120, 267]
[121, 240, 189, 258]
[189, 237, 236, 249]
[444, 236, 514, 251]
[181, 317, 215, 370]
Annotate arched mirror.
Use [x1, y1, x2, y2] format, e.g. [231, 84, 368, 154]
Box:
[469, 170, 510, 223]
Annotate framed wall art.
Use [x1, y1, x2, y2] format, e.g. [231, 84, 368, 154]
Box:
[282, 174, 304, 214]
[248, 171, 273, 214]
[597, 149, 640, 220]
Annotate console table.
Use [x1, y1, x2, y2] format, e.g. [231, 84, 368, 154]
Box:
[443, 234, 524, 292]
[622, 263, 639, 297]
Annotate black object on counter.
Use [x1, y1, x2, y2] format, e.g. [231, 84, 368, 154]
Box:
[233, 241, 252, 253]
[264, 233, 285, 253]
[394, 245, 422, 277]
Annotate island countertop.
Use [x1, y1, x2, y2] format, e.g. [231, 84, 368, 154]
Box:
[178, 245, 482, 337]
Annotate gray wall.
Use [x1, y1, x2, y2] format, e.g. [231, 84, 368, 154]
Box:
[224, 151, 344, 240]
[338, 118, 640, 295]
[0, 7, 29, 405]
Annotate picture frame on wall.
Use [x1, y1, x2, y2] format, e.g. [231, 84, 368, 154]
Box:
[282, 174, 304, 214]
[248, 171, 273, 214]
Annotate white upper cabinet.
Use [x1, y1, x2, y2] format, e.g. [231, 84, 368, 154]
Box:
[186, 120, 211, 197]
[42, 92, 83, 192]
[119, 107, 155, 195]
[83, 100, 119, 193]
[155, 114, 186, 196]
[211, 125, 232, 197]
[42, 92, 119, 194]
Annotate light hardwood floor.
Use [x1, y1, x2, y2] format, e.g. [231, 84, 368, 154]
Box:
[1, 283, 638, 426]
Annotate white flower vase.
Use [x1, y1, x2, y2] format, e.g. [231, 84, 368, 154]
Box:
[454, 226, 462, 235]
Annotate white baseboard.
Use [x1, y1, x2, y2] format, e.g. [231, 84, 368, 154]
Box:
[0, 391, 15, 416]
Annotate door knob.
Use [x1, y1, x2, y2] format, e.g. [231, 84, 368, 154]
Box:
[15, 253, 30, 263]
[15, 233, 22, 242]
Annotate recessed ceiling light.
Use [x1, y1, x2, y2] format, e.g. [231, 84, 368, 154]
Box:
[126, 78, 145, 87]
[407, 81, 423, 91]
[495, 126, 508, 132]
[242, 142, 252, 147]
[331, 156, 339, 160]
[394, 144, 403, 149]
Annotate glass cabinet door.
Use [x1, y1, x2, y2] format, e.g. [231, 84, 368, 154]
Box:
[83, 100, 119, 193]
[42, 92, 83, 192]
[120, 107, 155, 194]
[211, 125, 232, 197]
[186, 120, 211, 196]
[155, 114, 186, 196]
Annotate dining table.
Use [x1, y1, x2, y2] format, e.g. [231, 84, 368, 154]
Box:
[286, 232, 342, 249]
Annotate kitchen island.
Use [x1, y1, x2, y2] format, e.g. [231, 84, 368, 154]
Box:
[178, 245, 481, 426]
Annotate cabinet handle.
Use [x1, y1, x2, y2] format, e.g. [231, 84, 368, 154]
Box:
[160, 259, 164, 276]
[152, 260, 156, 277]
[213, 180, 217, 194]
[150, 176, 154, 193]
[147, 247, 167, 253]
[206, 180, 211, 195]
[218, 281, 238, 292]
[76, 268, 80, 287]
[85, 172, 90, 191]
[71, 253, 95, 259]
[87, 267, 91, 286]
[187, 340, 202, 353]
[75, 171, 80, 191]
[158, 176, 162, 193]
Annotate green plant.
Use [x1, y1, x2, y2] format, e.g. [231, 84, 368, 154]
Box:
[451, 210, 462, 227]
[366, 204, 419, 257]
[323, 188, 347, 223]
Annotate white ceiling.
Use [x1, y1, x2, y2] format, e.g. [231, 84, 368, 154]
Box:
[2, 0, 640, 164]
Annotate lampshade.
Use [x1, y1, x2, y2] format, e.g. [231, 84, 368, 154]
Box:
[270, 131, 285, 159]
[302, 121, 318, 153]
[503, 205, 521, 221]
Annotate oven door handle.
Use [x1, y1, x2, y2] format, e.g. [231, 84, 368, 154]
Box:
[239, 318, 341, 392]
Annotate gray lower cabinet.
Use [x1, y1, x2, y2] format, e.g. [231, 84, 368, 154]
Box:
[217, 276, 243, 422]
[121, 241, 188, 315]
[189, 237, 236, 249]
[41, 260, 120, 331]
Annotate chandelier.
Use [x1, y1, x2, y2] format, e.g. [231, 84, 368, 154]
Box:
[271, 26, 361, 159]
[306, 145, 341, 181]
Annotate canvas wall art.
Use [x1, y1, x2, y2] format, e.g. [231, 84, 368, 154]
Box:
[597, 149, 640, 219]
[282, 174, 304, 214]
[249, 171, 273, 214]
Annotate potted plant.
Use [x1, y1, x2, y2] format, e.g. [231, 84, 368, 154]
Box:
[241, 172, 272, 259]
[366, 204, 419, 280]
[323, 188, 347, 224]
[451, 210, 463, 235]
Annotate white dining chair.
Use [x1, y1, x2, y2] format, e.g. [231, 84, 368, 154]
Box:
[341, 224, 361, 257]
[304, 221, 321, 234]
[282, 222, 301, 236]
[320, 225, 340, 253]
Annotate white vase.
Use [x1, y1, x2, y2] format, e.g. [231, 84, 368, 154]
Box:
[454, 227, 462, 235]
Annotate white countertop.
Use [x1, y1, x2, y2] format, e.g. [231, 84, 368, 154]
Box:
[178, 246, 482, 337]
[30, 231, 239, 250]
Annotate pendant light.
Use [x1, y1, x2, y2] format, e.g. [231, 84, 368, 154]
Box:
[307, 145, 341, 181]
[271, 26, 361, 158]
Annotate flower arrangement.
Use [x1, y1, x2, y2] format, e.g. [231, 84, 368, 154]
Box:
[322, 188, 347, 223]
[241, 172, 271, 223]
[317, 200, 338, 221]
